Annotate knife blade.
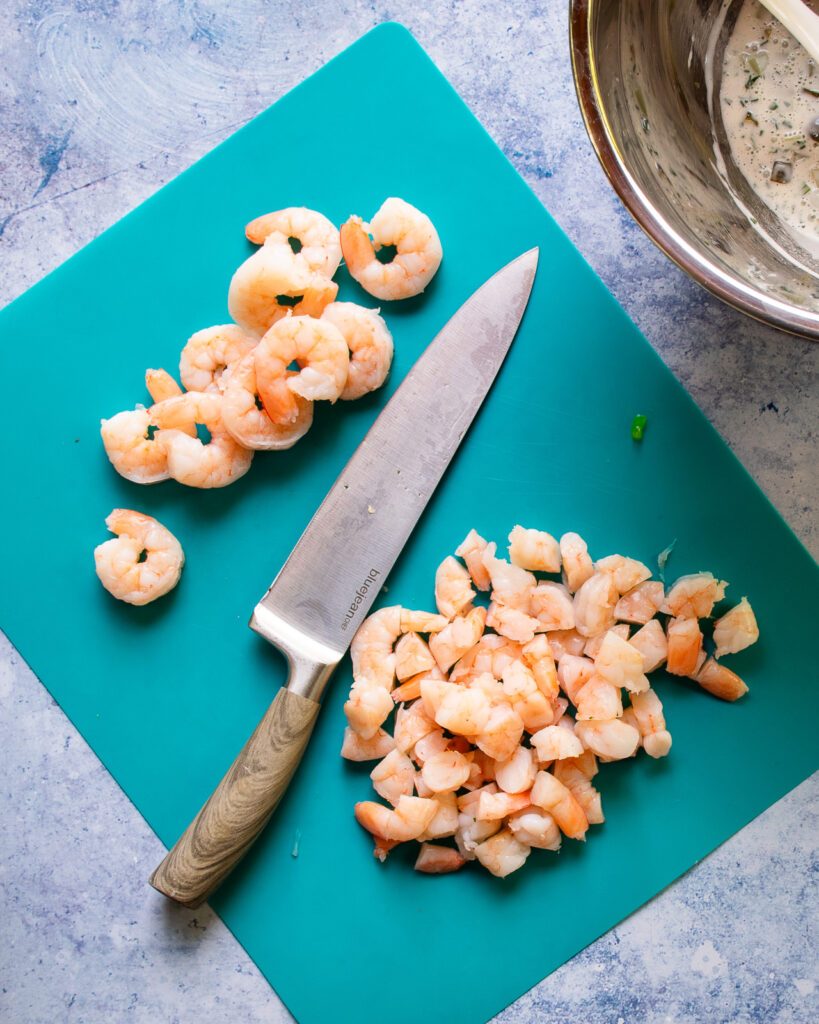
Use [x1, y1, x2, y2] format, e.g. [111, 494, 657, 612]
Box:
[150, 247, 539, 906]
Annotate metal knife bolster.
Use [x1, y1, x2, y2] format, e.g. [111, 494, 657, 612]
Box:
[250, 603, 342, 702]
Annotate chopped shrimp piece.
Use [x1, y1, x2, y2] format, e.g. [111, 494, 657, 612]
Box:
[94, 509, 183, 606]
[340, 197, 442, 300]
[696, 658, 749, 702]
[530, 770, 588, 840]
[486, 602, 540, 642]
[392, 666, 443, 704]
[560, 532, 594, 593]
[474, 829, 531, 878]
[508, 525, 561, 573]
[344, 680, 395, 739]
[594, 630, 649, 693]
[351, 606, 401, 690]
[321, 302, 393, 401]
[465, 750, 497, 790]
[530, 581, 576, 631]
[614, 581, 665, 625]
[354, 795, 438, 841]
[401, 608, 449, 633]
[434, 686, 492, 738]
[455, 813, 502, 860]
[222, 352, 313, 450]
[477, 789, 531, 821]
[620, 706, 642, 742]
[575, 676, 624, 720]
[153, 391, 254, 488]
[483, 543, 537, 610]
[553, 757, 604, 825]
[583, 623, 629, 660]
[245, 206, 342, 278]
[475, 703, 525, 762]
[418, 792, 460, 839]
[517, 690, 556, 732]
[394, 699, 437, 753]
[630, 689, 672, 758]
[429, 606, 486, 672]
[434, 555, 475, 619]
[494, 745, 537, 794]
[548, 628, 588, 661]
[557, 655, 595, 704]
[455, 529, 492, 591]
[508, 808, 562, 850]
[522, 635, 559, 699]
[629, 619, 668, 672]
[458, 782, 498, 815]
[145, 368, 182, 403]
[419, 677, 453, 719]
[662, 572, 728, 619]
[574, 719, 640, 761]
[713, 598, 759, 658]
[468, 671, 507, 705]
[255, 314, 349, 424]
[530, 724, 584, 762]
[500, 660, 539, 705]
[179, 324, 257, 394]
[666, 617, 703, 676]
[573, 572, 618, 637]
[595, 554, 652, 595]
[370, 749, 417, 805]
[552, 696, 570, 723]
[394, 632, 436, 681]
[450, 633, 505, 683]
[421, 750, 472, 793]
[414, 843, 466, 874]
[228, 244, 338, 338]
[412, 728, 450, 765]
[340, 726, 395, 762]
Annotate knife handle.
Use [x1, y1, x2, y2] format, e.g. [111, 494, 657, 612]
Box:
[149, 685, 321, 908]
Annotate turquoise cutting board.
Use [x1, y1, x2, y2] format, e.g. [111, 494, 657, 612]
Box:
[1, 23, 816, 1024]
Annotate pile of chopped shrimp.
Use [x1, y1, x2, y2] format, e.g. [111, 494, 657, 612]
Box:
[342, 526, 759, 878]
[95, 199, 442, 605]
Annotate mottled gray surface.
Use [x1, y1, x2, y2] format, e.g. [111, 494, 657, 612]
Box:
[0, 2, 816, 1023]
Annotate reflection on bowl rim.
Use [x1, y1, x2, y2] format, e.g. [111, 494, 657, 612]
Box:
[569, 0, 819, 340]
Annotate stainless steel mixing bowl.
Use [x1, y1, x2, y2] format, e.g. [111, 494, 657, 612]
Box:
[570, 0, 819, 338]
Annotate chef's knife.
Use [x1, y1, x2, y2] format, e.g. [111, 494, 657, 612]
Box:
[150, 247, 539, 907]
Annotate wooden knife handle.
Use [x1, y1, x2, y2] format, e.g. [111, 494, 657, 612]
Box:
[149, 687, 320, 908]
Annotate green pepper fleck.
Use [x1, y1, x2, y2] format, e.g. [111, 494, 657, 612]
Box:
[631, 414, 648, 441]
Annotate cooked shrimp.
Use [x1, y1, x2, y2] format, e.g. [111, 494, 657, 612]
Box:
[320, 302, 393, 400]
[473, 828, 531, 877]
[412, 728, 450, 765]
[370, 749, 417, 806]
[414, 843, 465, 874]
[394, 632, 436, 681]
[434, 685, 492, 738]
[560, 532, 594, 593]
[548, 628, 588, 661]
[696, 658, 749, 701]
[486, 602, 540, 643]
[421, 750, 472, 793]
[245, 206, 342, 278]
[508, 525, 561, 572]
[351, 606, 402, 689]
[594, 631, 649, 693]
[522, 635, 559, 700]
[583, 623, 629, 660]
[434, 555, 475, 620]
[100, 406, 179, 485]
[501, 661, 554, 732]
[595, 554, 652, 595]
[662, 572, 728, 619]
[573, 572, 618, 637]
[94, 509, 183, 606]
[494, 745, 537, 794]
[343, 679, 395, 739]
[418, 792, 460, 840]
[394, 699, 438, 753]
[254, 314, 349, 425]
[628, 619, 668, 672]
[614, 580, 665, 625]
[455, 529, 492, 590]
[145, 368, 182, 403]
[429, 606, 486, 672]
[575, 676, 623, 720]
[340, 197, 442, 301]
[530, 770, 588, 840]
[665, 616, 703, 676]
[179, 324, 257, 393]
[475, 703, 525, 762]
[228, 244, 338, 338]
[221, 353, 313, 450]
[557, 654, 595, 705]
[354, 795, 438, 841]
[477, 790, 531, 821]
[713, 597, 759, 658]
[574, 719, 640, 761]
[153, 391, 253, 488]
[508, 808, 562, 850]
[553, 756, 604, 825]
[455, 812, 502, 860]
[530, 581, 575, 631]
[483, 544, 536, 610]
[391, 668, 437, 704]
[629, 689, 672, 758]
[530, 724, 584, 762]
[340, 726, 395, 762]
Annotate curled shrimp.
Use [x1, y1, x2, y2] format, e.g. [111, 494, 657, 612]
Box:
[320, 302, 394, 400]
[94, 509, 183, 606]
[100, 406, 175, 485]
[245, 206, 341, 278]
[340, 197, 442, 300]
[228, 244, 338, 338]
[221, 353, 313, 450]
[254, 314, 349, 425]
[179, 324, 257, 393]
[153, 391, 253, 488]
[354, 794, 438, 841]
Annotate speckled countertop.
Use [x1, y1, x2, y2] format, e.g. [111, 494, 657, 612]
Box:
[1, 3, 816, 1023]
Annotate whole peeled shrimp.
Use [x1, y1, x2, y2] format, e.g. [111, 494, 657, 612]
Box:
[179, 324, 257, 393]
[340, 198, 442, 301]
[245, 206, 342, 278]
[94, 509, 183, 605]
